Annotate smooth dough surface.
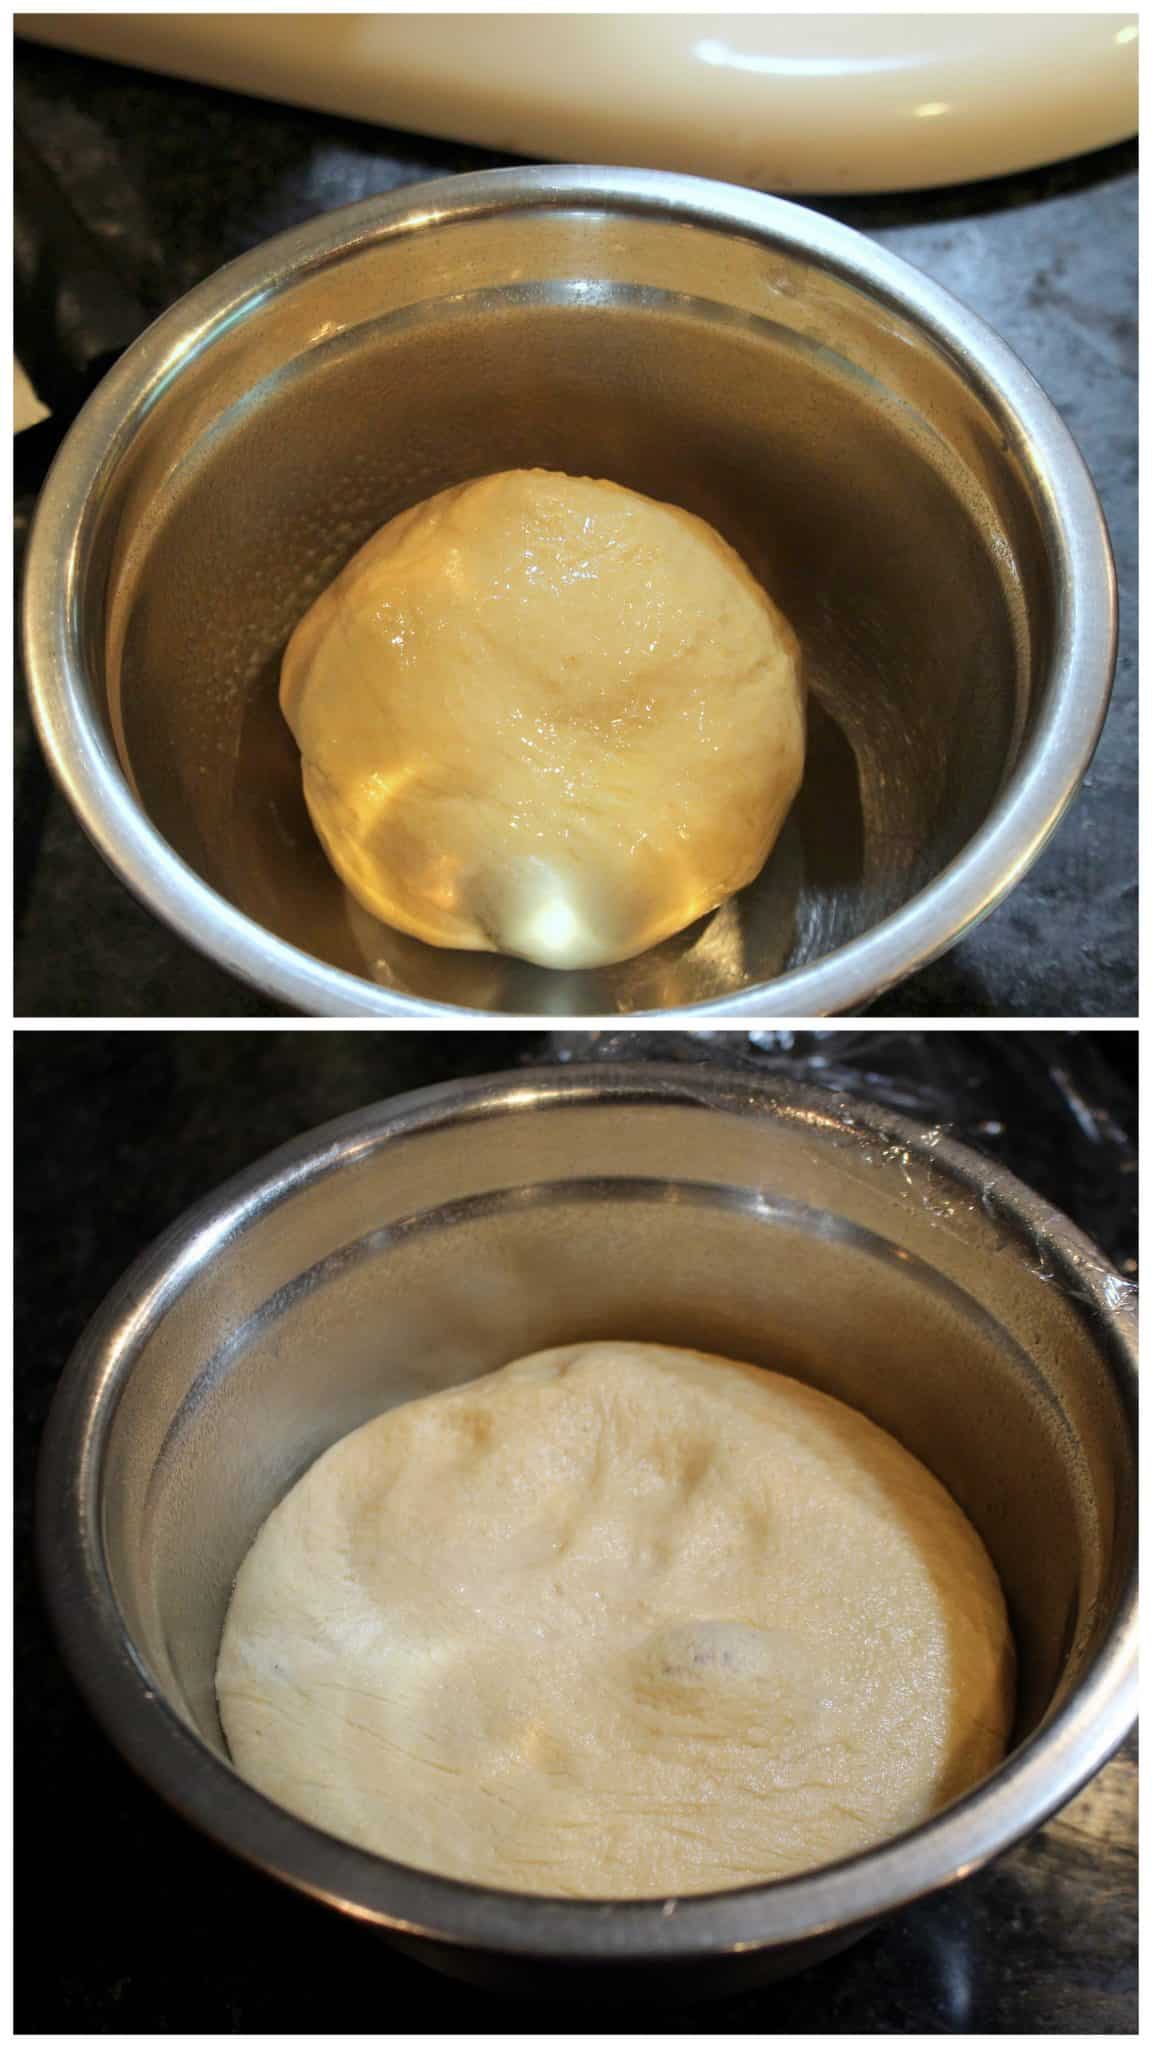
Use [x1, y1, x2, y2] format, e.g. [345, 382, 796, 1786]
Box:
[279, 470, 804, 969]
[217, 1342, 1013, 1898]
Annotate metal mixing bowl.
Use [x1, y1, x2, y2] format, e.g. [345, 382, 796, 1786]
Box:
[24, 166, 1115, 1018]
[39, 1063, 1136, 1997]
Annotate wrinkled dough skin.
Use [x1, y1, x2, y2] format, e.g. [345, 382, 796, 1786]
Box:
[217, 1343, 1014, 1899]
[280, 471, 805, 968]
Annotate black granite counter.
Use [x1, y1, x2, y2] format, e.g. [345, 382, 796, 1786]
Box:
[13, 41, 1137, 1019]
[16, 1030, 1136, 2031]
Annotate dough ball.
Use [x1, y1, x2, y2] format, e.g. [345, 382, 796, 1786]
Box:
[280, 470, 804, 969]
[217, 1342, 1013, 1899]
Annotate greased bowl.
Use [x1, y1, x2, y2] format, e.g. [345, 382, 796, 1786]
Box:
[23, 167, 1115, 1015]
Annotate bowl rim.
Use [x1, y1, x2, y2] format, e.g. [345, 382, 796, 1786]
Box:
[37, 1062, 1138, 1961]
[22, 162, 1117, 1020]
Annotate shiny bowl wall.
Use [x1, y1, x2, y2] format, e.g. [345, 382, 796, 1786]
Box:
[39, 1065, 1136, 1996]
[24, 167, 1115, 1017]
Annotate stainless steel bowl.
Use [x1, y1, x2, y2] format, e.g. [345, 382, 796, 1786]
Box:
[24, 166, 1115, 1018]
[39, 1063, 1136, 1997]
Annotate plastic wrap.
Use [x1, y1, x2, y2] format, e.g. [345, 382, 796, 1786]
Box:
[540, 1031, 1137, 1293]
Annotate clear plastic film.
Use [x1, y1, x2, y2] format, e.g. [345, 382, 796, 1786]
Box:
[539, 1031, 1137, 1304]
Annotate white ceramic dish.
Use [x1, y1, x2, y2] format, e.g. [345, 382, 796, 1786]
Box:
[17, 11, 1138, 194]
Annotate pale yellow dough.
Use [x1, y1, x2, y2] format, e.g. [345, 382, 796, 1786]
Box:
[279, 471, 804, 969]
[216, 1342, 1013, 1898]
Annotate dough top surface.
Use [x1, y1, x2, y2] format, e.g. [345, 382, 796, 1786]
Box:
[279, 470, 804, 968]
[216, 1341, 1013, 1898]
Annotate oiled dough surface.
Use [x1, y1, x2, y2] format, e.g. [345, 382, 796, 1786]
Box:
[216, 1343, 1013, 1897]
[280, 471, 804, 969]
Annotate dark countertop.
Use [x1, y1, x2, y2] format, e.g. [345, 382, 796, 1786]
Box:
[16, 1030, 1136, 2032]
[13, 40, 1137, 1019]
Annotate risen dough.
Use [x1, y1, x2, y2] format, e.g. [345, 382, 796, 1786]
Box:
[217, 1342, 1013, 1898]
[280, 470, 804, 969]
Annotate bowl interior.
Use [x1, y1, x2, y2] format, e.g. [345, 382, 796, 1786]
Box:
[89, 201, 1044, 1013]
[98, 1087, 1132, 1835]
